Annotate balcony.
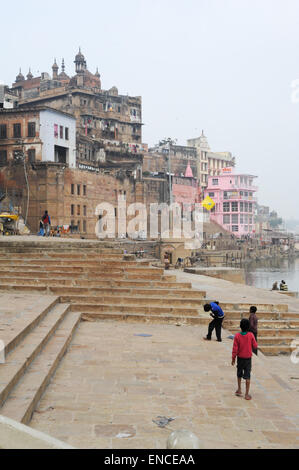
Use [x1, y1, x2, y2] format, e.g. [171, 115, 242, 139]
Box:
[130, 115, 141, 123]
[223, 195, 257, 202]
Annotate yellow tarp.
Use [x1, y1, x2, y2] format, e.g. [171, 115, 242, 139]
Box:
[0, 214, 19, 221]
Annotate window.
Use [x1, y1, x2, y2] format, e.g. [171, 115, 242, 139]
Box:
[232, 225, 239, 232]
[223, 202, 230, 212]
[71, 205, 74, 216]
[212, 178, 218, 185]
[71, 184, 74, 195]
[28, 149, 35, 163]
[54, 124, 58, 138]
[231, 202, 238, 212]
[240, 214, 244, 224]
[232, 214, 238, 224]
[0, 124, 7, 139]
[13, 150, 22, 160]
[244, 202, 248, 212]
[28, 122, 36, 137]
[249, 203, 253, 212]
[77, 205, 80, 216]
[60, 126, 64, 139]
[0, 150, 7, 165]
[223, 214, 230, 224]
[65, 127, 69, 140]
[83, 205, 87, 216]
[77, 185, 80, 196]
[240, 202, 244, 212]
[209, 192, 215, 198]
[13, 123, 21, 138]
[83, 185, 86, 196]
[83, 220, 87, 233]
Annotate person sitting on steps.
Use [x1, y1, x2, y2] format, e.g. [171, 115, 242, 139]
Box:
[280, 280, 288, 291]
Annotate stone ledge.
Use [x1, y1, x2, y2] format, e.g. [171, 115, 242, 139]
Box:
[0, 414, 74, 449]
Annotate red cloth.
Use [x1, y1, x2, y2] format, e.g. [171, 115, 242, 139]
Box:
[232, 332, 258, 360]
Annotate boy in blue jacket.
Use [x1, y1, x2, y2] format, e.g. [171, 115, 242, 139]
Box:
[203, 302, 225, 342]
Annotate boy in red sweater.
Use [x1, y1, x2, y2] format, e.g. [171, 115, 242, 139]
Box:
[232, 318, 258, 400]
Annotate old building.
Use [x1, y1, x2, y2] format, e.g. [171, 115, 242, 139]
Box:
[0, 161, 144, 236]
[145, 141, 198, 179]
[11, 50, 144, 171]
[0, 107, 76, 168]
[0, 50, 154, 236]
[187, 131, 235, 191]
[0, 84, 19, 109]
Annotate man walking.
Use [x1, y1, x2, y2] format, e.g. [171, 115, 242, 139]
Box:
[42, 210, 51, 237]
[203, 302, 225, 342]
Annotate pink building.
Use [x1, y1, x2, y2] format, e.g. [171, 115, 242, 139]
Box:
[204, 168, 258, 236]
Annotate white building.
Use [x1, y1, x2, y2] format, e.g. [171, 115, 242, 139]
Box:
[0, 107, 76, 168]
[39, 108, 76, 168]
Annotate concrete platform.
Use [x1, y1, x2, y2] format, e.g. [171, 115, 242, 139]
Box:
[29, 320, 299, 449]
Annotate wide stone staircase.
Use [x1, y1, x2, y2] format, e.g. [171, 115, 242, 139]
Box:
[0, 294, 80, 424]
[0, 240, 298, 425]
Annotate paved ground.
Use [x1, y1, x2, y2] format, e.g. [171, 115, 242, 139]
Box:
[1, 270, 299, 449]
[0, 293, 55, 327]
[30, 320, 299, 449]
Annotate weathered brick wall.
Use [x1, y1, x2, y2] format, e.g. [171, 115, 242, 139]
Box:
[0, 110, 42, 164]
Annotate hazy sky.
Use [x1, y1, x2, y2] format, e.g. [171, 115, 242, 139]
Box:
[1, 0, 299, 219]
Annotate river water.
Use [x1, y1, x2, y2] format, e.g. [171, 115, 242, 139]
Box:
[245, 257, 299, 292]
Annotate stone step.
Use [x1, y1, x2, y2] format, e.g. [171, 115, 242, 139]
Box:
[0, 276, 192, 290]
[0, 303, 70, 408]
[223, 311, 299, 320]
[48, 286, 206, 299]
[81, 311, 210, 326]
[257, 336, 298, 346]
[0, 244, 124, 253]
[0, 265, 162, 275]
[0, 296, 60, 356]
[224, 319, 299, 329]
[0, 259, 149, 267]
[72, 303, 201, 317]
[0, 312, 81, 425]
[229, 328, 299, 337]
[60, 294, 205, 307]
[0, 253, 124, 260]
[0, 270, 164, 281]
[258, 345, 298, 356]
[219, 303, 288, 313]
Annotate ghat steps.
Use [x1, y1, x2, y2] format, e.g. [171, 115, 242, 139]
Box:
[0, 240, 298, 425]
[0, 241, 298, 361]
